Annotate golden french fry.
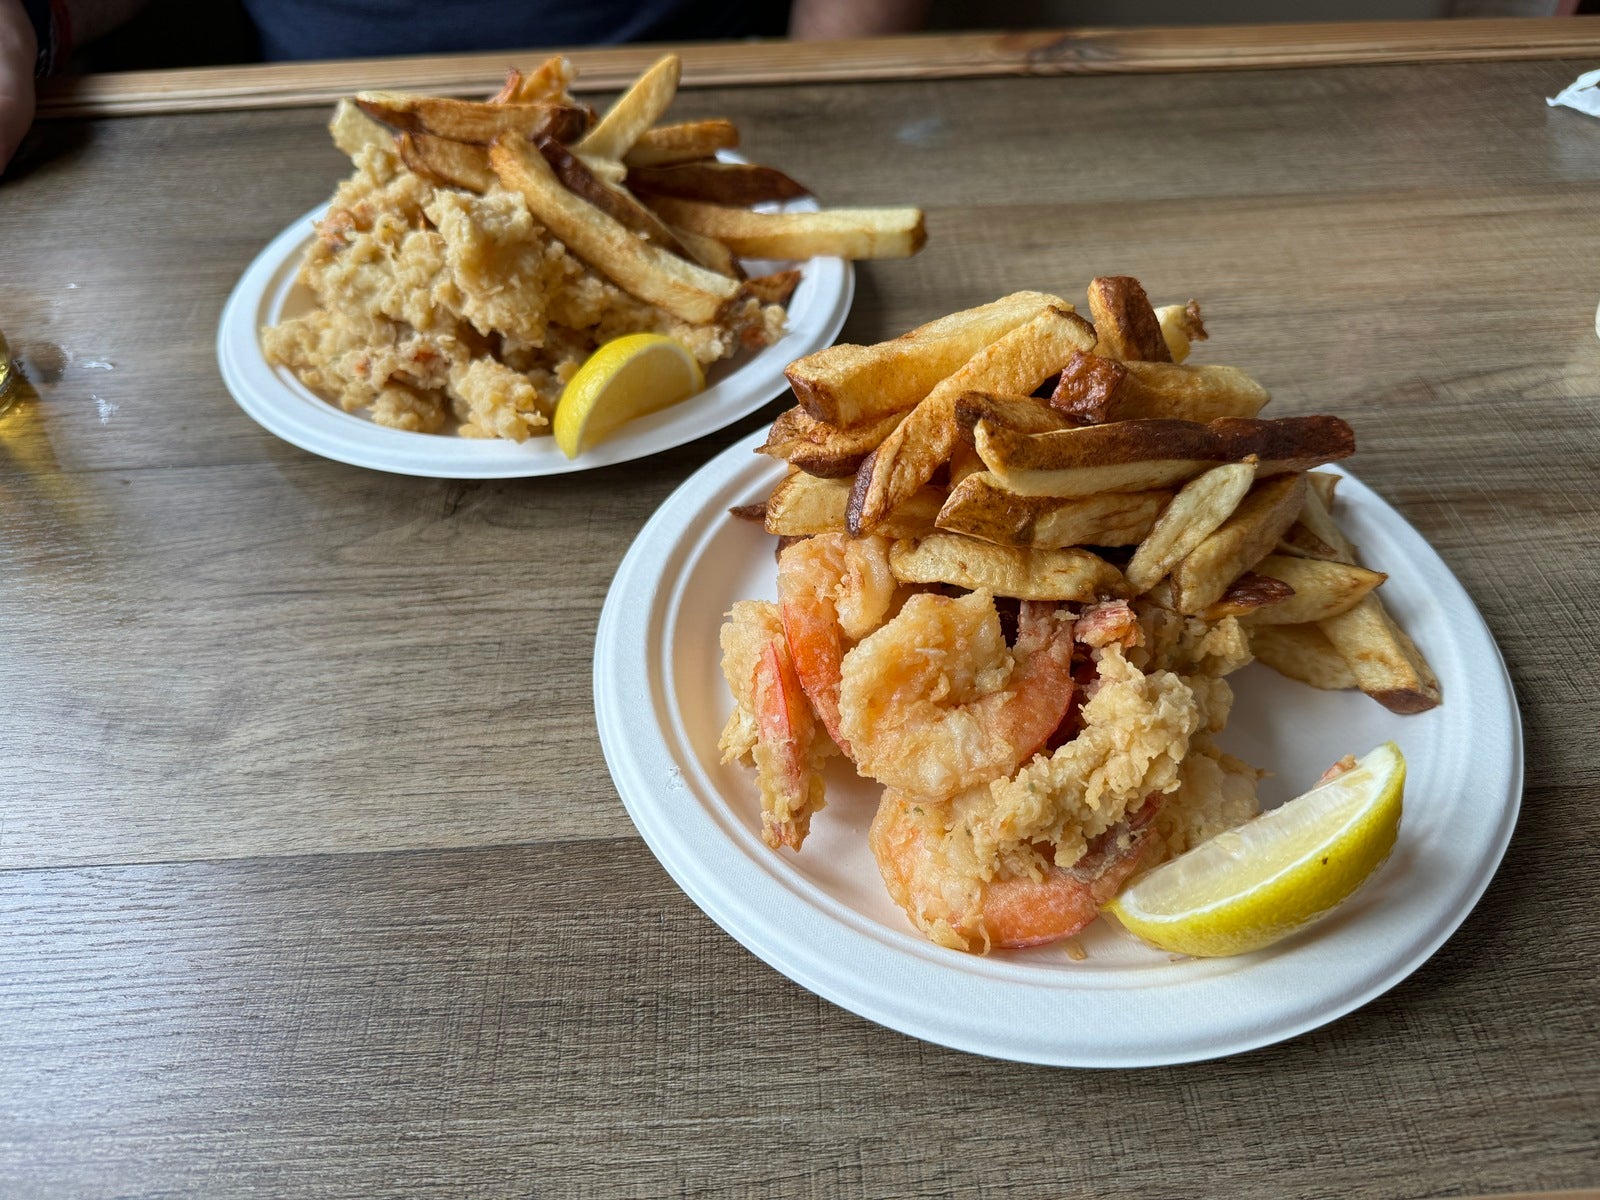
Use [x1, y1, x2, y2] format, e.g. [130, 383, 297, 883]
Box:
[578, 154, 628, 185]
[953, 391, 1076, 436]
[645, 196, 926, 260]
[397, 132, 495, 192]
[1198, 571, 1296, 621]
[534, 135, 689, 257]
[1123, 459, 1259, 592]
[577, 53, 682, 160]
[1169, 474, 1308, 614]
[1088, 275, 1172, 362]
[949, 442, 985, 486]
[744, 269, 803, 307]
[973, 414, 1354, 498]
[329, 99, 393, 159]
[1048, 351, 1126, 423]
[1155, 301, 1207, 363]
[786, 291, 1066, 427]
[936, 473, 1168, 549]
[1296, 483, 1359, 563]
[623, 120, 740, 167]
[1248, 624, 1358, 691]
[1243, 554, 1387, 625]
[491, 56, 576, 104]
[1109, 362, 1271, 423]
[763, 470, 938, 538]
[355, 91, 588, 145]
[758, 406, 904, 478]
[667, 226, 741, 278]
[889, 534, 1127, 602]
[488, 135, 740, 324]
[1306, 470, 1341, 511]
[628, 161, 809, 206]
[850, 306, 1098, 534]
[1318, 594, 1441, 713]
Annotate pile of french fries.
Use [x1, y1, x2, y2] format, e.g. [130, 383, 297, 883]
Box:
[748, 278, 1440, 714]
[350, 54, 926, 325]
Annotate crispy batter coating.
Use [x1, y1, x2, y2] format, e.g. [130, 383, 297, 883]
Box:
[261, 109, 785, 439]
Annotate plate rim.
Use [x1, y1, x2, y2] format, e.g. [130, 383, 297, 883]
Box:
[216, 198, 854, 479]
[593, 427, 1525, 1068]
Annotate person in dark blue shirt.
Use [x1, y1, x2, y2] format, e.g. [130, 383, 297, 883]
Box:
[0, 0, 927, 167]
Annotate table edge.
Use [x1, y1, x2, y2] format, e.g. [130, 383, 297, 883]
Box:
[36, 18, 1600, 119]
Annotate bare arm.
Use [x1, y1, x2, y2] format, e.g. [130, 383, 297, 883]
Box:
[0, 0, 148, 170]
[789, 0, 928, 40]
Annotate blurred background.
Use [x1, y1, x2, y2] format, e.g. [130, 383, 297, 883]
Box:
[75, 0, 1579, 72]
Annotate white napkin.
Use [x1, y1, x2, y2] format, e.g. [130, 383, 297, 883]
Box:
[1548, 67, 1600, 116]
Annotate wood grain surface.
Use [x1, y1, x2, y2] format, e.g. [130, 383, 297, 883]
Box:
[34, 18, 1600, 118]
[2, 44, 1598, 1200]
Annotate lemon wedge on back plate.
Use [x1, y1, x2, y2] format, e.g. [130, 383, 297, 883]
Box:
[553, 333, 705, 459]
[1108, 741, 1405, 957]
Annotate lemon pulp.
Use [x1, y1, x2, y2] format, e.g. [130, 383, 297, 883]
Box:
[553, 333, 704, 458]
[1108, 741, 1405, 957]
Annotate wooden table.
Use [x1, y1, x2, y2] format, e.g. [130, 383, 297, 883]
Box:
[3, 20, 1598, 1198]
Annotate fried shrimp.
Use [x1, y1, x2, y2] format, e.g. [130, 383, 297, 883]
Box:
[870, 790, 1163, 952]
[838, 590, 1076, 799]
[719, 600, 829, 850]
[776, 533, 899, 752]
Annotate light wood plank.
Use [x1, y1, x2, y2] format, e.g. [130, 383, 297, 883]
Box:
[0, 844, 1594, 1197]
[34, 18, 1600, 118]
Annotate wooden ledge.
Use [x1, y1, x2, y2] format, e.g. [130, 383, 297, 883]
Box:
[37, 18, 1600, 119]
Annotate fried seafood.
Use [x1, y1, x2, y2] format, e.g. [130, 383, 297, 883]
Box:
[838, 591, 1076, 798]
[719, 282, 1437, 956]
[261, 56, 926, 442]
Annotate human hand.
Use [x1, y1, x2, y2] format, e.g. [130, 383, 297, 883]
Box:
[0, 0, 37, 170]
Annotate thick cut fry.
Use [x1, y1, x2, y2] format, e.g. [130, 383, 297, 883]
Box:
[1155, 301, 1207, 363]
[1274, 485, 1439, 712]
[1198, 572, 1296, 620]
[629, 161, 810, 206]
[489, 135, 740, 324]
[1049, 351, 1126, 423]
[1306, 470, 1340, 509]
[745, 269, 803, 307]
[949, 442, 985, 486]
[936, 473, 1168, 549]
[623, 120, 740, 167]
[1088, 276, 1172, 362]
[1249, 624, 1358, 691]
[787, 291, 1066, 426]
[355, 91, 588, 145]
[534, 135, 689, 257]
[577, 53, 682, 160]
[668, 226, 741, 278]
[397, 132, 495, 192]
[1243, 554, 1387, 625]
[1109, 362, 1271, 423]
[889, 535, 1127, 602]
[1318, 595, 1441, 713]
[763, 471, 938, 539]
[1169, 474, 1307, 615]
[329, 99, 393, 158]
[973, 414, 1353, 498]
[1294, 484, 1360, 562]
[953, 391, 1077, 436]
[1124, 460, 1258, 592]
[850, 307, 1097, 534]
[491, 56, 576, 104]
[758, 406, 904, 477]
[645, 196, 926, 260]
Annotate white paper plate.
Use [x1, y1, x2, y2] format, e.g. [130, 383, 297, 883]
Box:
[217, 199, 852, 478]
[594, 429, 1523, 1067]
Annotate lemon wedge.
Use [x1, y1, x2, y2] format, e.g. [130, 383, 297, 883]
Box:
[553, 333, 705, 458]
[1108, 742, 1405, 957]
